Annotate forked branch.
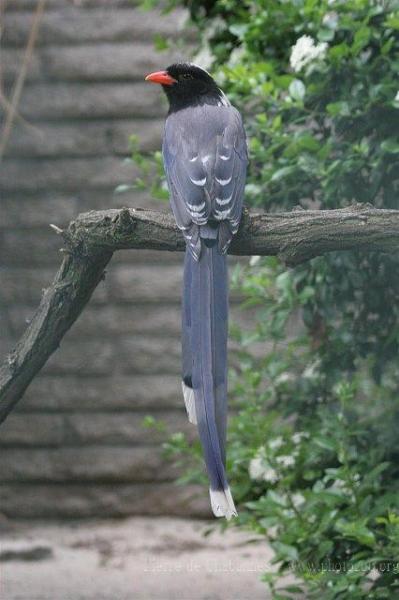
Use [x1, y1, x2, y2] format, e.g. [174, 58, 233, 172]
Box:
[1, 203, 398, 424]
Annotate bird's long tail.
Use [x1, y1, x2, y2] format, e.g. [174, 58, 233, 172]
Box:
[181, 242, 237, 520]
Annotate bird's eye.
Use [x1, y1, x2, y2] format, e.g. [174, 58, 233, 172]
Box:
[180, 73, 194, 80]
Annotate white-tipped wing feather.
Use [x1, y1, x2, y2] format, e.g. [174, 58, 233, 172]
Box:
[210, 486, 238, 520]
[182, 380, 197, 425]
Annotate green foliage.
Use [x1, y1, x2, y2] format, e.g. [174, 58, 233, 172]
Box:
[136, 0, 399, 597]
[118, 135, 169, 201]
[231, 380, 399, 598]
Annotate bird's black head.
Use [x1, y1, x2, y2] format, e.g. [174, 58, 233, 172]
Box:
[145, 63, 225, 112]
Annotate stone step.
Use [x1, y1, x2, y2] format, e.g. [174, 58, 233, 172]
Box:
[3, 7, 187, 46]
[7, 303, 182, 339]
[0, 411, 193, 447]
[0, 483, 207, 518]
[2, 43, 180, 83]
[0, 157, 139, 191]
[0, 191, 162, 227]
[0, 446, 179, 483]
[10, 82, 164, 120]
[0, 335, 182, 376]
[5, 1, 140, 10]
[4, 119, 163, 158]
[15, 374, 182, 412]
[0, 264, 183, 301]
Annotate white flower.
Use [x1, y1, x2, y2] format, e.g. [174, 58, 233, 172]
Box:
[302, 359, 321, 380]
[290, 35, 328, 73]
[249, 457, 266, 480]
[269, 436, 283, 450]
[292, 432, 304, 445]
[291, 493, 305, 507]
[395, 91, 399, 102]
[329, 479, 347, 493]
[276, 455, 295, 468]
[263, 466, 279, 483]
[249, 454, 279, 483]
[275, 372, 296, 386]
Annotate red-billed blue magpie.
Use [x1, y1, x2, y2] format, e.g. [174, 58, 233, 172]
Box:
[145, 63, 248, 519]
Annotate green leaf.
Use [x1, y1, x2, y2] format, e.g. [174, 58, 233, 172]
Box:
[385, 15, 399, 30]
[270, 165, 297, 182]
[289, 79, 306, 101]
[268, 490, 288, 506]
[381, 139, 399, 154]
[229, 23, 249, 39]
[272, 541, 299, 561]
[329, 42, 350, 60]
[153, 34, 170, 51]
[335, 519, 376, 548]
[313, 436, 336, 452]
[281, 585, 305, 594]
[352, 27, 371, 54]
[326, 101, 350, 116]
[317, 27, 335, 42]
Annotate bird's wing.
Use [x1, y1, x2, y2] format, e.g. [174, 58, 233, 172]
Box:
[163, 105, 247, 257]
[212, 107, 247, 252]
[163, 111, 210, 257]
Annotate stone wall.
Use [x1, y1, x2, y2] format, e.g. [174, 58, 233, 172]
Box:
[0, 0, 213, 518]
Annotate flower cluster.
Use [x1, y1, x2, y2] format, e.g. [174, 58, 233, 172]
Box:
[290, 35, 328, 72]
[248, 433, 303, 483]
[249, 454, 279, 483]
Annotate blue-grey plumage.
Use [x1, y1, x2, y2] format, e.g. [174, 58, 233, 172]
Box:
[145, 63, 247, 519]
[186, 244, 235, 517]
[163, 102, 247, 258]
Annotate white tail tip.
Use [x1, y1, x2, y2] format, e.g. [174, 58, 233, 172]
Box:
[182, 381, 197, 424]
[210, 487, 238, 520]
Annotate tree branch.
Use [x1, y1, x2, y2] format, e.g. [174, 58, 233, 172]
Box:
[1, 203, 398, 424]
